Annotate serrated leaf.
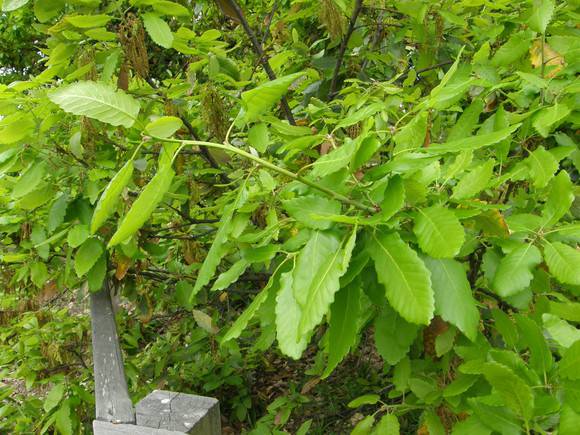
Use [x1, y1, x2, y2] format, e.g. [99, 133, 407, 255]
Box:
[67, 224, 89, 248]
[533, 103, 571, 138]
[11, 162, 46, 199]
[49, 81, 140, 128]
[543, 313, 580, 348]
[48, 193, 68, 233]
[241, 72, 303, 123]
[560, 340, 580, 381]
[189, 183, 248, 302]
[493, 244, 542, 297]
[560, 405, 580, 435]
[75, 238, 103, 277]
[525, 145, 560, 188]
[90, 159, 134, 234]
[543, 241, 580, 285]
[43, 384, 65, 413]
[152, 0, 190, 16]
[211, 259, 248, 291]
[447, 99, 484, 142]
[393, 111, 428, 154]
[482, 362, 534, 421]
[65, 14, 112, 28]
[543, 171, 574, 226]
[348, 394, 381, 408]
[293, 230, 355, 337]
[373, 414, 400, 435]
[514, 314, 553, 374]
[55, 404, 73, 435]
[87, 254, 107, 292]
[323, 280, 362, 378]
[2, 0, 29, 12]
[221, 264, 285, 343]
[142, 13, 174, 49]
[491, 30, 534, 66]
[414, 205, 464, 258]
[452, 160, 494, 200]
[428, 125, 520, 155]
[423, 258, 479, 341]
[374, 303, 419, 365]
[275, 269, 309, 359]
[310, 137, 356, 178]
[283, 195, 341, 230]
[367, 231, 434, 325]
[145, 116, 183, 138]
[529, 0, 555, 34]
[247, 122, 269, 153]
[108, 165, 174, 247]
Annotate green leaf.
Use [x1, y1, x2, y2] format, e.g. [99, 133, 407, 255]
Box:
[492, 244, 541, 297]
[533, 103, 571, 137]
[414, 205, 464, 258]
[514, 314, 553, 374]
[423, 258, 479, 341]
[491, 30, 534, 66]
[428, 125, 520, 155]
[211, 259, 248, 291]
[11, 162, 46, 199]
[145, 116, 183, 138]
[543, 313, 580, 348]
[241, 72, 303, 123]
[543, 241, 580, 285]
[293, 230, 354, 337]
[393, 111, 428, 154]
[529, 0, 555, 33]
[152, 0, 191, 16]
[323, 280, 362, 378]
[348, 394, 381, 408]
[55, 403, 73, 435]
[447, 99, 484, 142]
[451, 160, 494, 200]
[87, 254, 107, 292]
[90, 159, 134, 234]
[367, 231, 434, 325]
[142, 13, 174, 49]
[275, 268, 309, 359]
[221, 266, 283, 343]
[65, 14, 112, 28]
[75, 238, 104, 277]
[352, 416, 375, 435]
[283, 195, 341, 230]
[373, 414, 399, 435]
[526, 148, 559, 189]
[560, 340, 580, 381]
[48, 193, 68, 233]
[560, 405, 580, 435]
[30, 262, 48, 287]
[310, 137, 357, 178]
[468, 398, 521, 435]
[43, 384, 65, 413]
[543, 171, 574, 226]
[49, 81, 141, 128]
[67, 224, 89, 248]
[189, 183, 248, 301]
[2, 0, 29, 12]
[108, 165, 174, 247]
[482, 362, 534, 421]
[247, 123, 269, 153]
[374, 303, 420, 365]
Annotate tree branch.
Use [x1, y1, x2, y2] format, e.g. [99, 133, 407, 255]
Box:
[329, 0, 364, 99]
[228, 0, 296, 125]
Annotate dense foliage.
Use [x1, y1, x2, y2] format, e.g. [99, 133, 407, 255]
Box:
[1, 0, 579, 433]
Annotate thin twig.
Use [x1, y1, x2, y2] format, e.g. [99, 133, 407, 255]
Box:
[329, 0, 364, 99]
[395, 60, 454, 83]
[228, 0, 296, 125]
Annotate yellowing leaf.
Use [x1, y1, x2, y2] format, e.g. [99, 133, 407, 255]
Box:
[530, 40, 565, 77]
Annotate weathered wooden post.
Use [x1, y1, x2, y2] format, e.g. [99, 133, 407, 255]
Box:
[91, 279, 221, 434]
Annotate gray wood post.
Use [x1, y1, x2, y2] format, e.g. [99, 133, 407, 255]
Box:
[90, 280, 135, 424]
[90, 279, 221, 434]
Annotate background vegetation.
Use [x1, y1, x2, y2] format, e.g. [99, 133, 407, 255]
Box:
[0, 0, 579, 433]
